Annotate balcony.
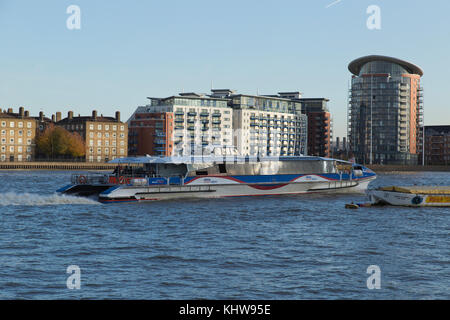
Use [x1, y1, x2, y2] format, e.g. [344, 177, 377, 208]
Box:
[212, 120, 221, 125]
[212, 113, 222, 117]
[187, 111, 197, 116]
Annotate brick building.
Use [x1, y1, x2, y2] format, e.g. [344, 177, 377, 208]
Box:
[423, 125, 450, 165]
[57, 110, 128, 162]
[0, 107, 37, 162]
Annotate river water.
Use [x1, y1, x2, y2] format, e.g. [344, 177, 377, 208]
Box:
[0, 170, 448, 299]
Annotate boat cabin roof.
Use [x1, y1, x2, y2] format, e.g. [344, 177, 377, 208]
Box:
[108, 155, 353, 165]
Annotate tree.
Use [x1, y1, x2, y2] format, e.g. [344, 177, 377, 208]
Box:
[36, 124, 85, 159]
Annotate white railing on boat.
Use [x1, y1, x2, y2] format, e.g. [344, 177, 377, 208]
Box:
[71, 174, 111, 185]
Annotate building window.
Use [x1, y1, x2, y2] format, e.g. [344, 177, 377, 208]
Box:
[97, 132, 102, 138]
[105, 125, 109, 130]
[27, 139, 31, 145]
[89, 132, 94, 138]
[113, 125, 117, 131]
[9, 130, 14, 136]
[27, 122, 32, 128]
[9, 122, 14, 128]
[89, 124, 94, 130]
[9, 146, 14, 152]
[97, 140, 101, 146]
[120, 125, 124, 131]
[1, 122, 6, 127]
[18, 130, 23, 136]
[98, 124, 102, 130]
[27, 130, 32, 137]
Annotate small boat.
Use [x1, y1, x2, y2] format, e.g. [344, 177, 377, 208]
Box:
[57, 155, 377, 203]
[345, 203, 359, 209]
[368, 186, 450, 207]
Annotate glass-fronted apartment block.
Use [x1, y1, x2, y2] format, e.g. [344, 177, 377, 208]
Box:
[348, 55, 424, 165]
[128, 94, 233, 156]
[128, 90, 309, 157]
[228, 94, 307, 156]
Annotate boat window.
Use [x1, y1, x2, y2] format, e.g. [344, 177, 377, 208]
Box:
[219, 163, 227, 174]
[196, 170, 208, 176]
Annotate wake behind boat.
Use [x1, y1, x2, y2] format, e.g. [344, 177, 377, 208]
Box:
[57, 155, 377, 203]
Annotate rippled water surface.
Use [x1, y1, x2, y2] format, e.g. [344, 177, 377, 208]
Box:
[0, 170, 449, 299]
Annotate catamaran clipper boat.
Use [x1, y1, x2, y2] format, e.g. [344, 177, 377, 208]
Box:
[57, 155, 376, 203]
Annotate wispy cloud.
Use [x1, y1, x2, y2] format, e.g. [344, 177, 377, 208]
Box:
[325, 0, 342, 9]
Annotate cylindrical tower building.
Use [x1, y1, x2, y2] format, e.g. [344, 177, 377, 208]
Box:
[348, 55, 423, 165]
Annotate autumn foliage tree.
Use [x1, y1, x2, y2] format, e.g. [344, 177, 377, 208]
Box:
[36, 125, 85, 159]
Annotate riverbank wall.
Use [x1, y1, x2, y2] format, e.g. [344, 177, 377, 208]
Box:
[0, 162, 120, 170]
[367, 165, 450, 172]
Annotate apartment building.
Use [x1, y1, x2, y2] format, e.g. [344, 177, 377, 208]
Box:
[0, 107, 37, 162]
[348, 55, 424, 165]
[297, 98, 332, 157]
[128, 94, 233, 156]
[423, 125, 450, 165]
[226, 93, 307, 156]
[58, 110, 128, 162]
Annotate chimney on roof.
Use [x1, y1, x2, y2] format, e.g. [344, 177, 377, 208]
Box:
[92, 110, 97, 120]
[39, 111, 44, 121]
[68, 111, 73, 120]
[7, 108, 13, 113]
[19, 107, 24, 117]
[24, 110, 29, 117]
[51, 114, 55, 122]
[115, 111, 121, 122]
[56, 112, 61, 122]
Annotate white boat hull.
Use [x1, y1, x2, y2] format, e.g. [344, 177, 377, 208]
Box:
[99, 177, 376, 202]
[368, 190, 450, 207]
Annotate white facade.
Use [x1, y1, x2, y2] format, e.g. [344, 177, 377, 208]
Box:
[233, 109, 306, 156]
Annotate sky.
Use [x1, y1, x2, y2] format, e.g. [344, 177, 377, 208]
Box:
[0, 0, 449, 138]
